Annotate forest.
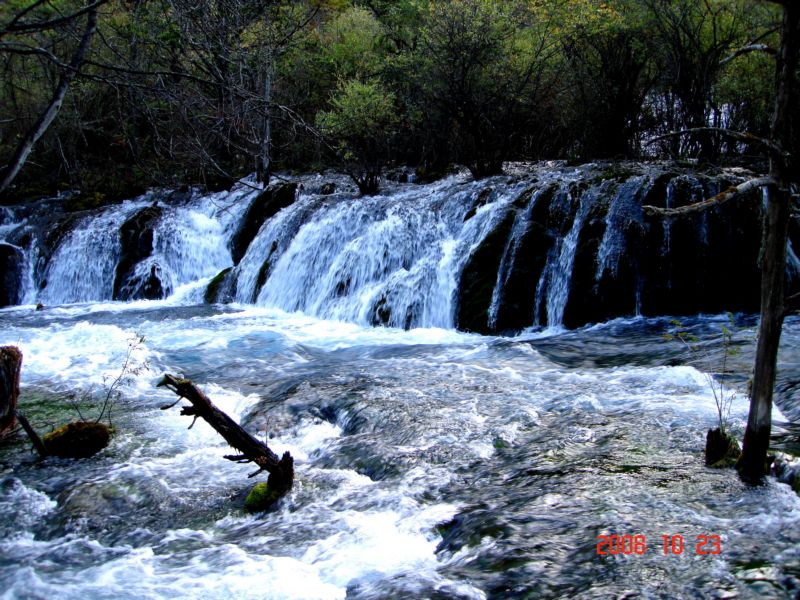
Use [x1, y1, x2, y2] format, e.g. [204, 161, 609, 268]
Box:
[0, 0, 793, 199]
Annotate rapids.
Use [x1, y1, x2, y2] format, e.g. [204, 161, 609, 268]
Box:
[0, 302, 799, 598]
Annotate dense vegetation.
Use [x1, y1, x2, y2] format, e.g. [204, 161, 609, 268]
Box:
[0, 0, 790, 199]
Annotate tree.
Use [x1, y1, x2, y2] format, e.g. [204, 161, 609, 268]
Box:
[316, 78, 398, 195]
[0, 1, 106, 197]
[737, 0, 798, 482]
[556, 0, 654, 158]
[642, 0, 751, 159]
[413, 0, 554, 178]
[644, 0, 798, 482]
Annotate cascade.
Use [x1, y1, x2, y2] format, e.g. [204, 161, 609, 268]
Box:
[0, 163, 797, 331]
[40, 200, 149, 304]
[543, 189, 597, 328]
[595, 177, 644, 281]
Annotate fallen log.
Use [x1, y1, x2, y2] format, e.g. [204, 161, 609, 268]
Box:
[157, 374, 293, 508]
[0, 346, 22, 438]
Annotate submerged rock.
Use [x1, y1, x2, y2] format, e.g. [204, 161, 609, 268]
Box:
[43, 421, 111, 458]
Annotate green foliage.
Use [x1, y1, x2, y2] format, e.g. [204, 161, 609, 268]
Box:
[0, 0, 787, 195]
[317, 78, 398, 194]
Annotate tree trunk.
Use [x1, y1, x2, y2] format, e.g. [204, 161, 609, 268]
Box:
[0, 346, 22, 437]
[0, 8, 98, 196]
[737, 1, 799, 482]
[257, 41, 273, 185]
[158, 374, 293, 502]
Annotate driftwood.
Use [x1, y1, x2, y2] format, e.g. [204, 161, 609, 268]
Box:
[157, 374, 293, 503]
[0, 346, 22, 438]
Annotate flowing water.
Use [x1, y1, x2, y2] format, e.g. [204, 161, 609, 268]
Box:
[1, 302, 800, 599]
[2, 167, 800, 598]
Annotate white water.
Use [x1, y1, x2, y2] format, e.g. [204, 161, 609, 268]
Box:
[236, 176, 529, 329]
[543, 189, 595, 328]
[2, 303, 800, 598]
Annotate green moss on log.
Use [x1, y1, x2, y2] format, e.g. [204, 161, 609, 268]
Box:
[43, 421, 111, 458]
[244, 482, 282, 512]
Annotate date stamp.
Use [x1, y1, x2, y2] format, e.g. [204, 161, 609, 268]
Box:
[596, 534, 721, 556]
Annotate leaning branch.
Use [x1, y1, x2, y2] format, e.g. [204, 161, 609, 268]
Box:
[721, 43, 777, 65]
[643, 177, 774, 216]
[157, 374, 293, 488]
[2, 0, 109, 35]
[645, 128, 789, 163]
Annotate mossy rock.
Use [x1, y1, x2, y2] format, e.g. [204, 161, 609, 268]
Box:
[43, 421, 111, 458]
[320, 182, 336, 195]
[705, 428, 741, 468]
[244, 482, 282, 513]
[204, 267, 232, 304]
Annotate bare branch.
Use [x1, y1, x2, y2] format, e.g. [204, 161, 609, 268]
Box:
[721, 43, 777, 65]
[643, 177, 774, 216]
[3, 0, 110, 35]
[645, 127, 789, 163]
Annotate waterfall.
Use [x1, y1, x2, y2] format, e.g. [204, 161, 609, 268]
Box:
[1, 164, 796, 331]
[486, 187, 540, 331]
[595, 178, 642, 281]
[40, 200, 149, 304]
[236, 177, 527, 329]
[543, 189, 596, 328]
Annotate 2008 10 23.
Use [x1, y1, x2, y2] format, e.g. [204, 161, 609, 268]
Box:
[596, 534, 721, 555]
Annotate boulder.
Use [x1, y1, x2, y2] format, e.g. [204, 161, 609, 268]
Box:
[230, 183, 297, 264]
[0, 243, 23, 307]
[113, 206, 164, 300]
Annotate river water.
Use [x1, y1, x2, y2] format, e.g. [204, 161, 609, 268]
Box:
[2, 299, 800, 599]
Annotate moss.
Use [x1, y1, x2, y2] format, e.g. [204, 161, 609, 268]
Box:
[492, 437, 509, 449]
[43, 421, 111, 458]
[244, 482, 281, 512]
[705, 428, 741, 468]
[204, 267, 232, 304]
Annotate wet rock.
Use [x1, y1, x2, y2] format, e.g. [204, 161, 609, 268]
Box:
[773, 453, 800, 495]
[320, 182, 336, 195]
[456, 210, 516, 334]
[113, 206, 164, 300]
[463, 187, 494, 222]
[204, 267, 233, 304]
[230, 183, 297, 264]
[0, 346, 22, 437]
[43, 421, 111, 458]
[0, 243, 23, 307]
[704, 428, 741, 468]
